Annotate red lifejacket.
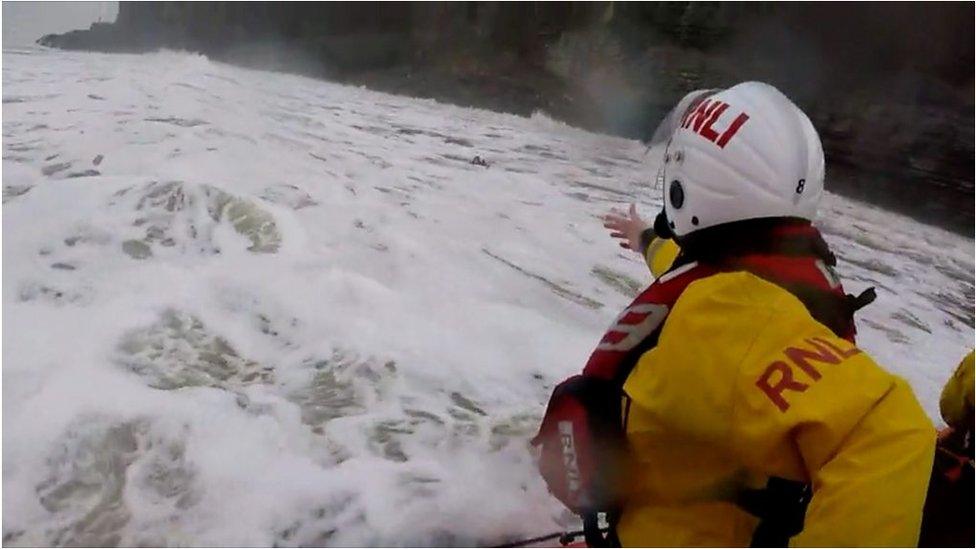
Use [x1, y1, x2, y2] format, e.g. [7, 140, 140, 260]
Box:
[584, 220, 866, 384]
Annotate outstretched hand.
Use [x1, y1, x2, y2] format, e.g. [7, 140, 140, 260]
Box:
[603, 203, 648, 253]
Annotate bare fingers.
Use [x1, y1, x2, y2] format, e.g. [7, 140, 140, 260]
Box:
[603, 213, 628, 227]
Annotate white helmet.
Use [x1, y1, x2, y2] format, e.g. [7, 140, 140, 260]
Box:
[655, 82, 825, 237]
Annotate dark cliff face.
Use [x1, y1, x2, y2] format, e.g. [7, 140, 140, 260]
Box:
[37, 2, 974, 234]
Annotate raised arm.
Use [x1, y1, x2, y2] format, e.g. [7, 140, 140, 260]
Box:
[603, 203, 680, 278]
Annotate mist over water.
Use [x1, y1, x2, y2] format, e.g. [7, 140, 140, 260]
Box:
[2, 2, 118, 48]
[23, 3, 974, 233]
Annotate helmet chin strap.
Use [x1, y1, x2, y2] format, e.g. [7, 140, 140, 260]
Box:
[652, 209, 675, 240]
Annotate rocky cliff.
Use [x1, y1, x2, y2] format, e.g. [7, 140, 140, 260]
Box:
[38, 2, 974, 234]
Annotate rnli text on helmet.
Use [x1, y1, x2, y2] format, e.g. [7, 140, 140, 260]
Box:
[679, 98, 750, 149]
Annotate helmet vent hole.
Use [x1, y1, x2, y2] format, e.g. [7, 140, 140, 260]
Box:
[692, 216, 699, 226]
[669, 180, 684, 209]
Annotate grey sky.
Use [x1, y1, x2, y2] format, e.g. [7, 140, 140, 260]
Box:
[3, 1, 118, 48]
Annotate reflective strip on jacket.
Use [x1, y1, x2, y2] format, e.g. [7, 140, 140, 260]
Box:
[618, 271, 936, 547]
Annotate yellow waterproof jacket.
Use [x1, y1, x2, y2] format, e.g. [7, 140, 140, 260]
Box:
[939, 350, 974, 430]
[618, 271, 936, 547]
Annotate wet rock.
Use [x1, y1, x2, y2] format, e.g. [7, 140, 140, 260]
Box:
[37, 21, 151, 53]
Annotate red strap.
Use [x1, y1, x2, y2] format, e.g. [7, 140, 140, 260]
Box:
[582, 250, 853, 382]
[583, 263, 718, 380]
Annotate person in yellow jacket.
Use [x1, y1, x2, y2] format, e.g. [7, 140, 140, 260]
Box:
[918, 350, 974, 547]
[939, 350, 974, 438]
[564, 82, 937, 547]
